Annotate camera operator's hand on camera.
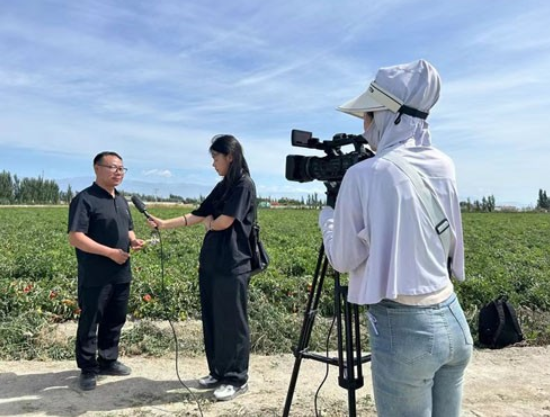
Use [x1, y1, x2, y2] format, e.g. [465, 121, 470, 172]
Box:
[318, 206, 334, 231]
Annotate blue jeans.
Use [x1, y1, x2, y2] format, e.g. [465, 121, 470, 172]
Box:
[366, 293, 473, 417]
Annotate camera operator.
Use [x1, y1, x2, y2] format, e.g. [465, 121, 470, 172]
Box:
[318, 60, 472, 417]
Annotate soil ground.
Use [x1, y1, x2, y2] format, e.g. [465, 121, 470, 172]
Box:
[1, 345, 549, 416]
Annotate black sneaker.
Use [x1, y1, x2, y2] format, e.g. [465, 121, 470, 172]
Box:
[99, 361, 131, 376]
[79, 372, 97, 391]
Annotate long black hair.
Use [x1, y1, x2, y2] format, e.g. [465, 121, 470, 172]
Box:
[210, 134, 251, 200]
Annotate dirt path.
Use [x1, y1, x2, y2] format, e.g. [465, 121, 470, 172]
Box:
[1, 346, 549, 416]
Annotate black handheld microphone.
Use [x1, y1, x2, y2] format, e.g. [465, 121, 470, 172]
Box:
[131, 195, 153, 220]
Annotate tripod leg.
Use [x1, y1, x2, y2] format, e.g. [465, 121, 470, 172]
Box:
[334, 275, 365, 417]
[353, 303, 364, 383]
[283, 244, 330, 417]
[284, 245, 370, 417]
[344, 295, 358, 416]
[334, 276, 355, 417]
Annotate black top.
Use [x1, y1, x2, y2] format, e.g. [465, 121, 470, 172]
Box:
[68, 182, 134, 287]
[192, 174, 256, 276]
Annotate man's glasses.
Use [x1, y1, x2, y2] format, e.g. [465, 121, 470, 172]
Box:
[97, 165, 128, 174]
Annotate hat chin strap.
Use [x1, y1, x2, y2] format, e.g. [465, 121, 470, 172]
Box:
[368, 82, 429, 125]
[394, 105, 429, 125]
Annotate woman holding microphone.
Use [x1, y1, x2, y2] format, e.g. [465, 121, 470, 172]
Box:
[148, 134, 256, 401]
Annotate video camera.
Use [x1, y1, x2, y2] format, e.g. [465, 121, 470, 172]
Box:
[285, 130, 375, 206]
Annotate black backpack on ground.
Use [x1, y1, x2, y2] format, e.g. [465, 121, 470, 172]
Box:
[478, 295, 524, 349]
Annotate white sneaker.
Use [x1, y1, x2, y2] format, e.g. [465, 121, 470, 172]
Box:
[197, 374, 220, 388]
[213, 383, 249, 401]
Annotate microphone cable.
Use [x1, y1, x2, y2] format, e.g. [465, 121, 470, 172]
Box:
[148, 228, 205, 417]
[314, 315, 337, 417]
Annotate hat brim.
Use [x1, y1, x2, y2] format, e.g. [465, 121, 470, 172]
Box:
[336, 90, 386, 119]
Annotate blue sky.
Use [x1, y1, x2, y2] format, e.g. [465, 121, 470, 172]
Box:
[1, 1, 549, 206]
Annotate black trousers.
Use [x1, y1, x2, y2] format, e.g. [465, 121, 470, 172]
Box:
[76, 282, 130, 373]
[199, 270, 251, 386]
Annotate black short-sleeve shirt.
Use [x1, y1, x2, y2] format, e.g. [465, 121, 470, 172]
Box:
[68, 182, 134, 287]
[192, 175, 256, 275]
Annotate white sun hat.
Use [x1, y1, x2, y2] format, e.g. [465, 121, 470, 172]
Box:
[336, 82, 403, 118]
[337, 59, 440, 120]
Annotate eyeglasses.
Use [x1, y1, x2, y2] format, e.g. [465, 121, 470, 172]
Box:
[97, 164, 128, 174]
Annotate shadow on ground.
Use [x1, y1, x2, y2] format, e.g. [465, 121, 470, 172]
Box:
[0, 369, 212, 416]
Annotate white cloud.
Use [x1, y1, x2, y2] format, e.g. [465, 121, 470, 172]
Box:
[142, 169, 173, 178]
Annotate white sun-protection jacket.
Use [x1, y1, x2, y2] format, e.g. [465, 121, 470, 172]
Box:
[321, 60, 465, 305]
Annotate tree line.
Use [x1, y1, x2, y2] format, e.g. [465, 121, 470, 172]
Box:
[1, 170, 548, 211]
[0, 171, 64, 204]
[537, 189, 549, 210]
[0, 170, 202, 205]
[460, 190, 550, 213]
[460, 195, 496, 212]
[0, 170, 323, 207]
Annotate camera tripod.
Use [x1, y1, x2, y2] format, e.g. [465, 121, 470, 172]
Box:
[282, 242, 371, 417]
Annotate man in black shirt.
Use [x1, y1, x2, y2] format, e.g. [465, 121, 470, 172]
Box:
[68, 151, 144, 391]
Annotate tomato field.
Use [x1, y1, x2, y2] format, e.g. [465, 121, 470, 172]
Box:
[1, 206, 549, 359]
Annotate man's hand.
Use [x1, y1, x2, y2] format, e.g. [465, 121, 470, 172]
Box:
[130, 239, 145, 252]
[109, 248, 130, 265]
